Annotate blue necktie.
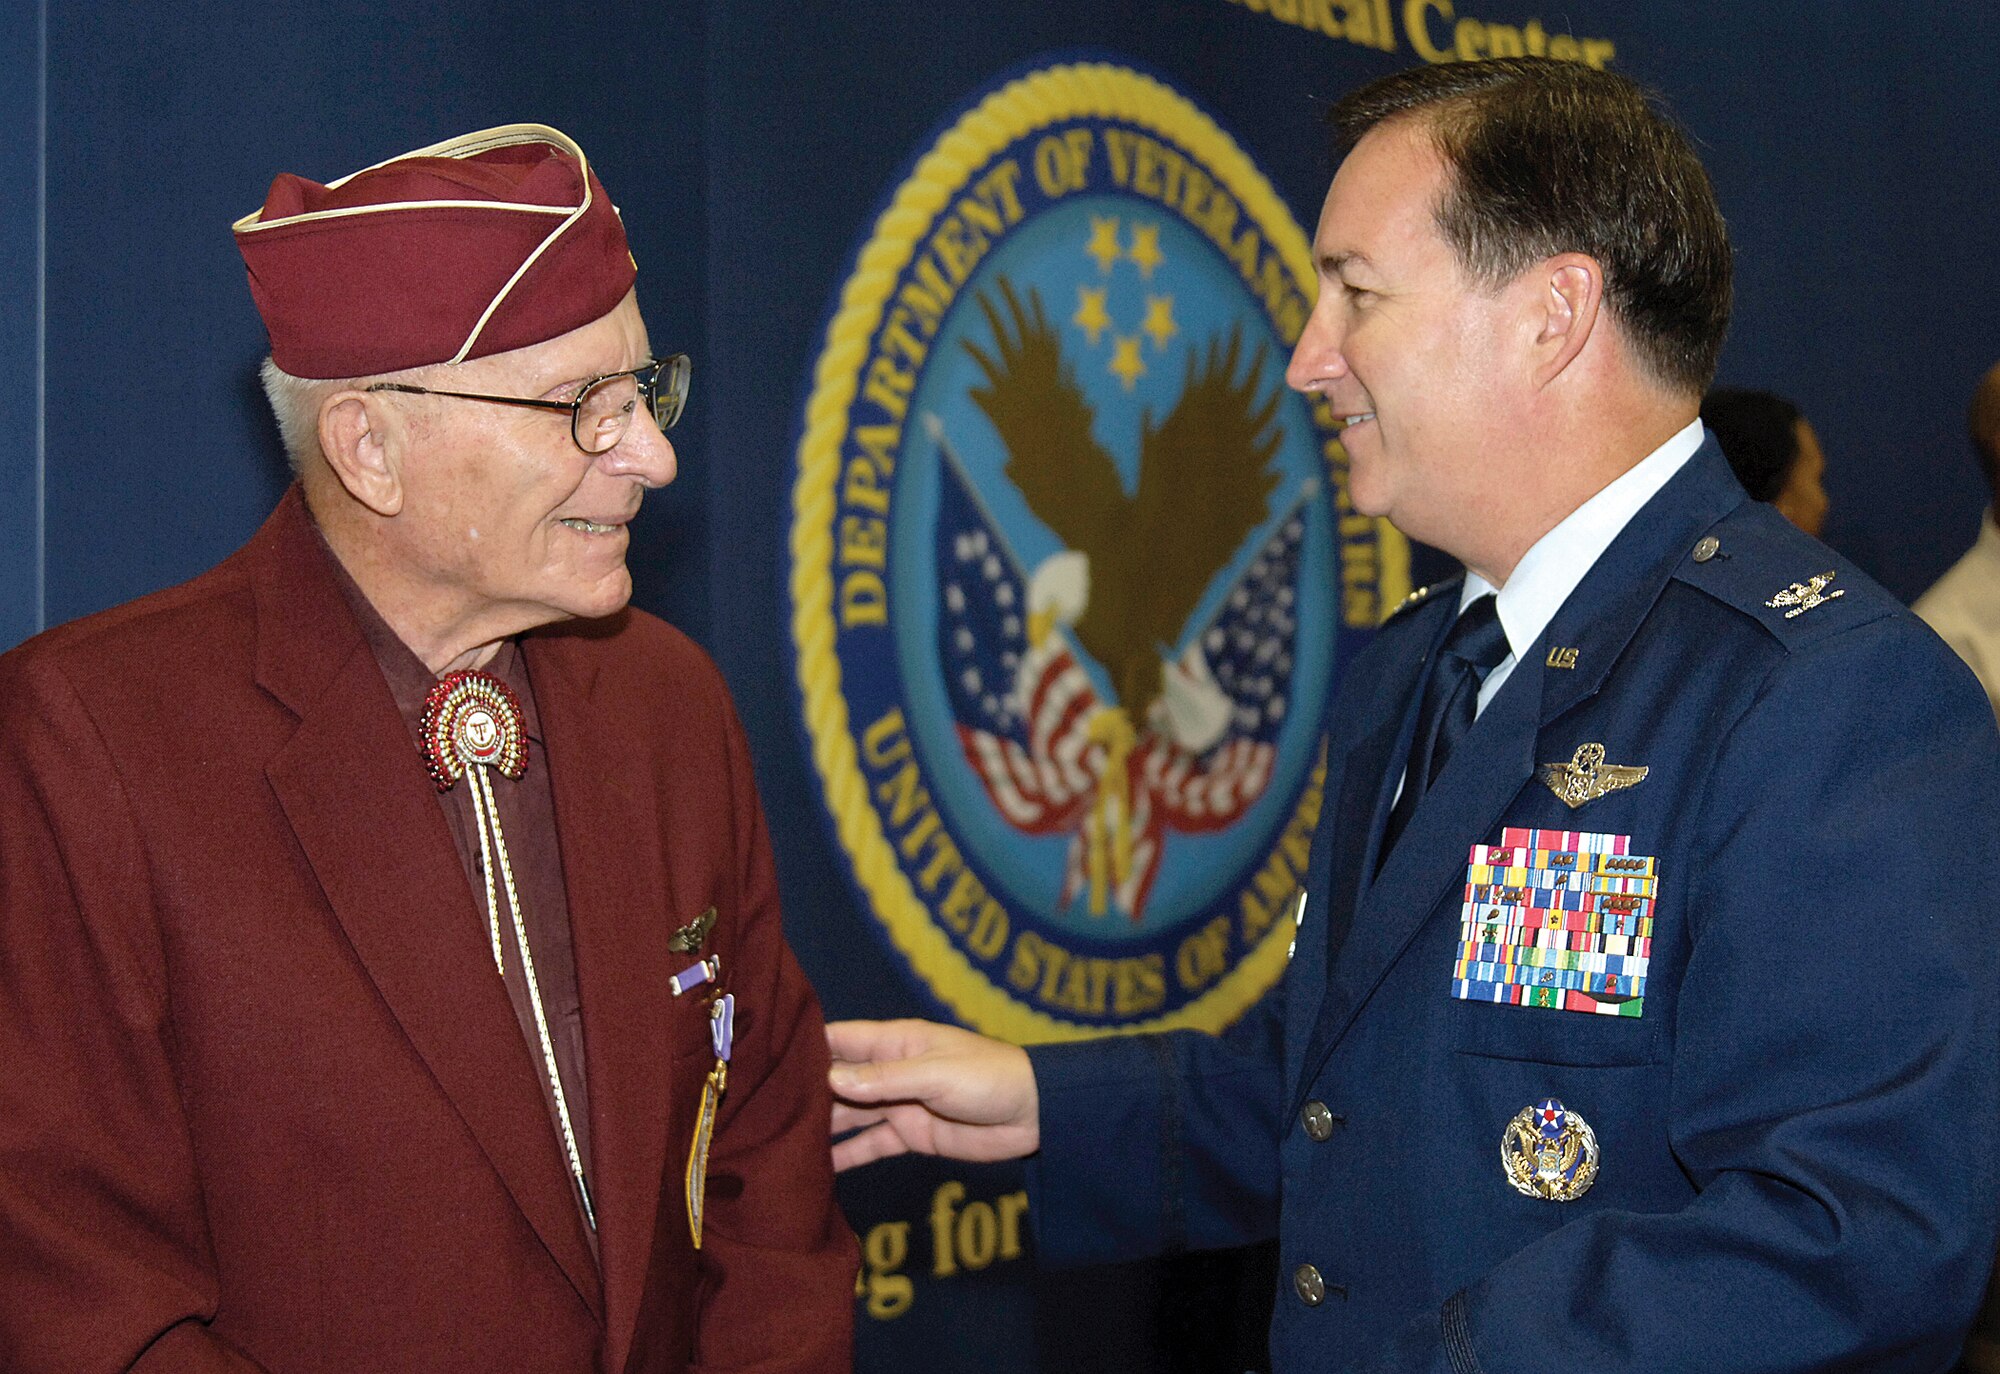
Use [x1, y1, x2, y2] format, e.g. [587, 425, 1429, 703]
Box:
[1380, 594, 1509, 859]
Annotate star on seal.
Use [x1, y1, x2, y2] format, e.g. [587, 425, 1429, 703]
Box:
[1537, 742, 1648, 809]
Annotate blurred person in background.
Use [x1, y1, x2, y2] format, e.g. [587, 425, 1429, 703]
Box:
[1916, 362, 2000, 727]
[1700, 386, 1828, 536]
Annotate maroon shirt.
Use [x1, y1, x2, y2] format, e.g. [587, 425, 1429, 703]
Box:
[331, 561, 598, 1260]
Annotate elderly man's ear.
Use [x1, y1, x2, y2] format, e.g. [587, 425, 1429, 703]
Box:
[318, 393, 405, 517]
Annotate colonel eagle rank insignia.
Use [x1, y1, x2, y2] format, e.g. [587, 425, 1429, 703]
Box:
[1764, 569, 1844, 619]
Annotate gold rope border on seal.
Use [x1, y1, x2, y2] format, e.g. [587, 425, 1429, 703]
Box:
[790, 61, 1404, 1043]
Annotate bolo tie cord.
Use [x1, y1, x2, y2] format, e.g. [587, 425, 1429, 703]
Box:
[462, 743, 597, 1230]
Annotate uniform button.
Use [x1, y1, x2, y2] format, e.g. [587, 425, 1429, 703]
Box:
[1294, 1263, 1326, 1306]
[1692, 534, 1720, 563]
[1300, 1100, 1339, 1142]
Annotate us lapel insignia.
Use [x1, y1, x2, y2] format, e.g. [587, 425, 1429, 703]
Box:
[1764, 569, 1844, 619]
[1537, 743, 1648, 809]
[669, 905, 718, 953]
[1501, 1098, 1599, 1201]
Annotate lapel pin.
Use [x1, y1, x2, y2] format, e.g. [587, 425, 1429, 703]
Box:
[668, 905, 718, 954]
[1544, 646, 1579, 670]
[1537, 743, 1648, 809]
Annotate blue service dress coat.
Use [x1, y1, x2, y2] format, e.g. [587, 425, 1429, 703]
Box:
[1026, 440, 2000, 1372]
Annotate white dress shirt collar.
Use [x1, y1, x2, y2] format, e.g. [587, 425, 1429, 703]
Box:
[1461, 417, 1707, 712]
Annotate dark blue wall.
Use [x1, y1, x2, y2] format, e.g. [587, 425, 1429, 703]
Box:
[0, 0, 44, 652]
[6, 3, 1998, 1369]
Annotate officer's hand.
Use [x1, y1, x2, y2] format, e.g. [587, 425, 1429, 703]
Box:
[826, 1018, 1039, 1171]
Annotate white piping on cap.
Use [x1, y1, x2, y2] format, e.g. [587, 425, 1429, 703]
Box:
[231, 123, 597, 366]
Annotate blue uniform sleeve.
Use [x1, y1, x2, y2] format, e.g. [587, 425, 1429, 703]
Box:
[1362, 617, 2000, 1373]
[1026, 995, 1286, 1268]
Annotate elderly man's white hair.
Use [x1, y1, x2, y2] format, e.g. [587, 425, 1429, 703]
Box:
[259, 356, 436, 477]
[258, 358, 345, 477]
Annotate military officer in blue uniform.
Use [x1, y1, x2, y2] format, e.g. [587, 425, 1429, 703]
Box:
[827, 58, 2000, 1371]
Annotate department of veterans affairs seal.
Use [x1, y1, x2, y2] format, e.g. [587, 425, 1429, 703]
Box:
[790, 61, 1407, 1041]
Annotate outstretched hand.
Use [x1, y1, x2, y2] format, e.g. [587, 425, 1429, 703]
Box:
[827, 1019, 1040, 1172]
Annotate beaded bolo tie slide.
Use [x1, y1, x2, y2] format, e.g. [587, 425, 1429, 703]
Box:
[421, 669, 596, 1230]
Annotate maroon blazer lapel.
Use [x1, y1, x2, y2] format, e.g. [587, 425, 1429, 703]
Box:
[248, 491, 602, 1318]
[528, 626, 677, 1374]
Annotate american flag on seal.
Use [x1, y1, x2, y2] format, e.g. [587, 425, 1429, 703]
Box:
[934, 442, 1308, 923]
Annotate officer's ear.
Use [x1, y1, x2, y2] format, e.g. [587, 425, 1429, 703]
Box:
[318, 391, 406, 518]
[1529, 253, 1604, 389]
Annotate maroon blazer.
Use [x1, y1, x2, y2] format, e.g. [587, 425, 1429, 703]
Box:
[0, 490, 857, 1373]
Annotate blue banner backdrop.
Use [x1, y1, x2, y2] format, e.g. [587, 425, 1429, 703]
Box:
[6, 3, 1999, 1370]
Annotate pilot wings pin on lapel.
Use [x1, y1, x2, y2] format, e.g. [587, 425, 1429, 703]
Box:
[1537, 743, 1648, 809]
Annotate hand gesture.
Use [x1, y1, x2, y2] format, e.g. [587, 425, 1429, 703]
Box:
[827, 1019, 1040, 1171]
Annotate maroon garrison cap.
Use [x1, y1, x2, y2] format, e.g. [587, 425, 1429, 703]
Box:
[233, 124, 636, 379]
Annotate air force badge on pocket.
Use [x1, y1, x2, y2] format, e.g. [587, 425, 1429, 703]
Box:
[1451, 827, 1657, 1017]
[1502, 1098, 1600, 1201]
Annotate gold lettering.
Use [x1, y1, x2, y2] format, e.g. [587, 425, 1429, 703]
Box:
[929, 1181, 965, 1277]
[1176, 162, 1216, 224]
[911, 827, 962, 895]
[1548, 33, 1579, 61]
[956, 189, 1005, 241]
[1175, 915, 1232, 993]
[862, 708, 910, 769]
[929, 218, 979, 286]
[1254, 248, 1295, 331]
[876, 758, 927, 828]
[897, 810, 944, 874]
[858, 1222, 913, 1319]
[924, 1182, 1029, 1286]
[1116, 953, 1167, 1015]
[843, 455, 891, 515]
[1454, 16, 1484, 58]
[1103, 127, 1138, 188]
[1033, 130, 1094, 197]
[980, 160, 1027, 228]
[934, 867, 1009, 959]
[862, 355, 915, 421]
[997, 1191, 1029, 1260]
[1580, 37, 1615, 68]
[1229, 225, 1262, 280]
[853, 422, 900, 476]
[955, 1200, 999, 1270]
[840, 513, 887, 569]
[879, 311, 929, 371]
[1484, 20, 1524, 56]
[1003, 931, 1165, 1015]
[1050, 949, 1110, 1014]
[841, 573, 886, 628]
[898, 261, 951, 337]
[1404, 0, 1453, 62]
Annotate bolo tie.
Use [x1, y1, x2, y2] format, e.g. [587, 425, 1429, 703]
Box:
[420, 669, 596, 1231]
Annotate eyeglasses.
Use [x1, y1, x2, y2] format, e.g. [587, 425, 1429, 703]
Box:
[366, 354, 690, 455]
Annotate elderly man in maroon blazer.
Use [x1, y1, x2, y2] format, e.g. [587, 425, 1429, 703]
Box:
[0, 125, 856, 1373]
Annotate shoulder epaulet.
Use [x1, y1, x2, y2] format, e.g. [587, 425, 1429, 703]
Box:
[1382, 574, 1463, 626]
[1673, 503, 1897, 648]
